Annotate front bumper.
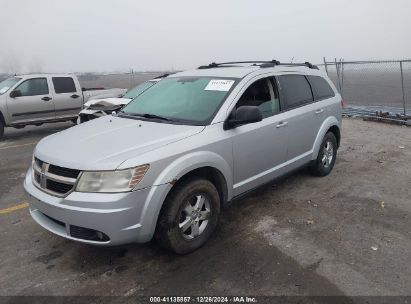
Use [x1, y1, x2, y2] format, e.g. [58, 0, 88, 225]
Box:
[24, 169, 169, 246]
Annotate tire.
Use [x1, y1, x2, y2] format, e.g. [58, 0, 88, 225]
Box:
[310, 132, 337, 177]
[0, 119, 4, 141]
[155, 178, 221, 254]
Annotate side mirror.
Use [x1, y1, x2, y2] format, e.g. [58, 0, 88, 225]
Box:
[9, 90, 22, 98]
[224, 106, 263, 130]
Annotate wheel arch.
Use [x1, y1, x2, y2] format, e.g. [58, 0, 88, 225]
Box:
[311, 116, 341, 160]
[167, 166, 228, 206]
[138, 151, 233, 240]
[0, 111, 5, 139]
[0, 111, 5, 125]
[328, 125, 341, 147]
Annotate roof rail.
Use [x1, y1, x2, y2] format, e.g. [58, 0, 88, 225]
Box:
[198, 60, 280, 69]
[275, 62, 319, 70]
[198, 60, 319, 70]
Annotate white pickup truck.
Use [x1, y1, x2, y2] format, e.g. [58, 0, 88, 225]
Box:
[0, 74, 126, 139]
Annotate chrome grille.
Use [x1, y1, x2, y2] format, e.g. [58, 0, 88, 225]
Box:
[32, 158, 80, 197]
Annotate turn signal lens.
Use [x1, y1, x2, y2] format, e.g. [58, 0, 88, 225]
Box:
[128, 164, 150, 189]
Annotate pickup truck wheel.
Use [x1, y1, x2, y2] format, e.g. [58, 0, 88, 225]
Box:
[155, 178, 220, 254]
[310, 132, 337, 177]
[0, 119, 4, 140]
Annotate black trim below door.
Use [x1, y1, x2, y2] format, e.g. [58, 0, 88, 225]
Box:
[12, 107, 81, 117]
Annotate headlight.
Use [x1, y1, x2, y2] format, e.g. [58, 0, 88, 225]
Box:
[76, 164, 149, 193]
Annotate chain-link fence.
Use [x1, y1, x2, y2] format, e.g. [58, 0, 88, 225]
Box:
[77, 71, 171, 90]
[320, 59, 411, 124]
[1, 61, 410, 124]
[0, 71, 172, 90]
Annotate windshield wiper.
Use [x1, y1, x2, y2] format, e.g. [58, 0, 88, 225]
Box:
[118, 111, 176, 122]
[139, 113, 175, 121]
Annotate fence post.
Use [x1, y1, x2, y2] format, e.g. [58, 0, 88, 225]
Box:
[400, 61, 406, 116]
[334, 58, 341, 93]
[323, 57, 329, 75]
[130, 69, 134, 89]
[340, 59, 344, 98]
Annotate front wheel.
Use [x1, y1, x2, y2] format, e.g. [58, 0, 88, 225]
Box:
[155, 178, 220, 254]
[310, 132, 337, 177]
[0, 119, 4, 141]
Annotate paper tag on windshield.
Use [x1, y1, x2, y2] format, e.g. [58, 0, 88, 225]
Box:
[204, 79, 234, 92]
[0, 87, 9, 94]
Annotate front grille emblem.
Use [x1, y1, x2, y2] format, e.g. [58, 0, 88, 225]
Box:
[33, 159, 78, 197]
[39, 163, 49, 188]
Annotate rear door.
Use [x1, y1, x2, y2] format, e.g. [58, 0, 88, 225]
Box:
[307, 75, 337, 127]
[51, 76, 82, 118]
[6, 77, 55, 124]
[276, 74, 318, 163]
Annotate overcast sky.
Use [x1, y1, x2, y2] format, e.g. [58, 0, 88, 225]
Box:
[1, 0, 411, 73]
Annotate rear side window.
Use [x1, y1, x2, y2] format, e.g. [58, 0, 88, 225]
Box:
[308, 76, 335, 100]
[52, 77, 77, 94]
[277, 75, 313, 109]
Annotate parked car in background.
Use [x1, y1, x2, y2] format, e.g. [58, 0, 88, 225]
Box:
[77, 74, 169, 124]
[24, 61, 342, 254]
[0, 74, 126, 139]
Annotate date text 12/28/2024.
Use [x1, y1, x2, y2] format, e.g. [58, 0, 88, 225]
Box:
[149, 297, 257, 303]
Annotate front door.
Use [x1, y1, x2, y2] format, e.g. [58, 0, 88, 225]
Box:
[228, 77, 288, 196]
[7, 77, 55, 124]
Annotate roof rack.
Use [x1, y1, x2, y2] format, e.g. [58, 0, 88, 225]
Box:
[198, 60, 319, 70]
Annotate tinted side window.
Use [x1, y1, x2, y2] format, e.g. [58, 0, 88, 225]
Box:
[15, 78, 49, 96]
[308, 76, 335, 100]
[278, 75, 313, 109]
[52, 77, 76, 94]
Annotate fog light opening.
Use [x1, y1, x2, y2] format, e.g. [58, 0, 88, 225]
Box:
[69, 225, 110, 242]
[96, 231, 104, 240]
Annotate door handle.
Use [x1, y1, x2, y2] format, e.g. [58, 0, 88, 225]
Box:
[276, 121, 288, 128]
[41, 97, 52, 101]
[315, 109, 324, 114]
[71, 94, 80, 99]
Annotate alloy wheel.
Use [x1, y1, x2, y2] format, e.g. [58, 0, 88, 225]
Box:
[179, 194, 211, 240]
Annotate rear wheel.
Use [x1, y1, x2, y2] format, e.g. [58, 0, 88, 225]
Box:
[310, 132, 337, 176]
[155, 178, 220, 254]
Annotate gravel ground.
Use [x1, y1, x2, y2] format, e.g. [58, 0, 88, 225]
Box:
[0, 118, 410, 298]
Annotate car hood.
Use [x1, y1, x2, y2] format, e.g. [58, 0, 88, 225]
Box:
[35, 116, 205, 170]
[83, 97, 131, 108]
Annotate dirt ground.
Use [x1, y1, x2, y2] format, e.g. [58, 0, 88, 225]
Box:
[0, 118, 410, 298]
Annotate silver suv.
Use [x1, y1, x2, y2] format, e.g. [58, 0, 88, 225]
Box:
[24, 61, 342, 254]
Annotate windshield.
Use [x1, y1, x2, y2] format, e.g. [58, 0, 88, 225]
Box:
[123, 81, 157, 99]
[0, 77, 21, 95]
[121, 77, 237, 125]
